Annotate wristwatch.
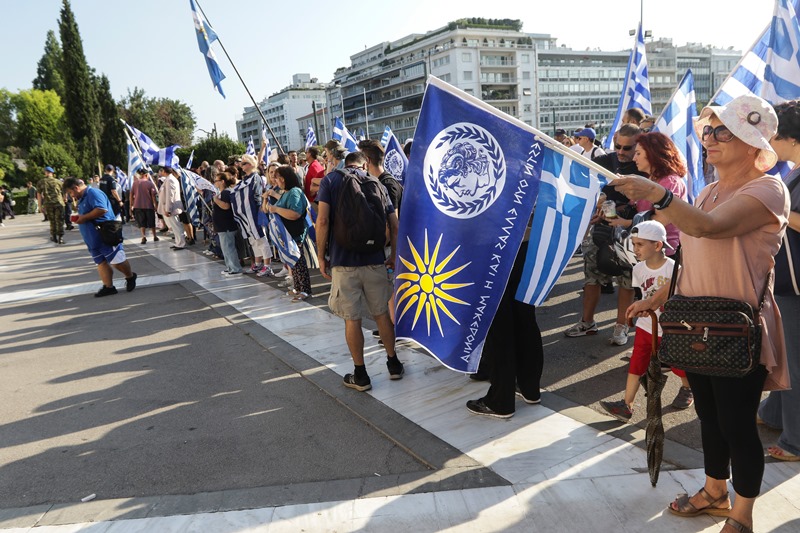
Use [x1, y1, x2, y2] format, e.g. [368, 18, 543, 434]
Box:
[653, 188, 674, 210]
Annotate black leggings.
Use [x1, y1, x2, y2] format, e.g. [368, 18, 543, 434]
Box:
[292, 253, 312, 295]
[687, 365, 768, 498]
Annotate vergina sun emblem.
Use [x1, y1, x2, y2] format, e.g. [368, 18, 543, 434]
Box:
[423, 122, 506, 219]
[395, 230, 474, 336]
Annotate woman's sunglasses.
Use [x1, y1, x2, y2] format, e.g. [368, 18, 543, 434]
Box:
[702, 125, 734, 143]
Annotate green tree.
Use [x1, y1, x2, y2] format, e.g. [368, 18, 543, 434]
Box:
[13, 89, 66, 150]
[0, 89, 17, 149]
[119, 88, 196, 147]
[95, 74, 125, 166]
[26, 141, 81, 183]
[187, 134, 245, 165]
[0, 152, 15, 186]
[59, 0, 99, 175]
[32, 30, 66, 100]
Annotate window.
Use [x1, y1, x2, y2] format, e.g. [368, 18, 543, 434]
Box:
[523, 104, 532, 112]
[465, 88, 474, 95]
[463, 71, 473, 81]
[462, 52, 472, 62]
[441, 73, 451, 82]
[521, 54, 530, 64]
[522, 71, 531, 80]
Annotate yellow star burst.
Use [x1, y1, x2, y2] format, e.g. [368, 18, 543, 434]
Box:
[395, 230, 473, 337]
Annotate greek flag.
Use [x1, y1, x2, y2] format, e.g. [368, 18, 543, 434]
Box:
[515, 152, 604, 306]
[183, 168, 216, 193]
[605, 23, 651, 149]
[245, 136, 255, 156]
[332, 117, 358, 151]
[189, 0, 225, 97]
[126, 138, 143, 186]
[230, 174, 265, 240]
[384, 131, 408, 185]
[714, 0, 800, 106]
[380, 125, 392, 147]
[123, 121, 180, 167]
[394, 77, 540, 373]
[261, 125, 271, 164]
[654, 70, 703, 202]
[357, 128, 366, 141]
[305, 124, 317, 149]
[116, 167, 130, 192]
[177, 167, 200, 226]
[186, 150, 195, 170]
[268, 213, 301, 268]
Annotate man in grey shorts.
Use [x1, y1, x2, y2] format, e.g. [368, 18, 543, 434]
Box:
[316, 152, 404, 392]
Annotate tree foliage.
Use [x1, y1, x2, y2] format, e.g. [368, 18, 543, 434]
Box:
[0, 152, 15, 186]
[187, 134, 245, 166]
[32, 30, 65, 100]
[26, 141, 81, 183]
[118, 87, 196, 147]
[59, 0, 99, 174]
[95, 74, 125, 166]
[13, 89, 66, 150]
[0, 89, 17, 149]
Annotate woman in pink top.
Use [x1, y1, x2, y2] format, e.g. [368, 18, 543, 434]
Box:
[613, 95, 789, 533]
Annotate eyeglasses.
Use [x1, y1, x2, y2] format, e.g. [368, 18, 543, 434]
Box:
[702, 125, 735, 143]
[614, 144, 634, 151]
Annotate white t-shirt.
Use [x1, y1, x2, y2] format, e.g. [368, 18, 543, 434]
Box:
[632, 257, 675, 335]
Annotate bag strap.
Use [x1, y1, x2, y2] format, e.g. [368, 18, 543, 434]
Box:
[666, 246, 681, 298]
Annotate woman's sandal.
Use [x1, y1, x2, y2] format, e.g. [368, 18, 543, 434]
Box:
[722, 517, 754, 533]
[667, 487, 731, 517]
[767, 445, 800, 462]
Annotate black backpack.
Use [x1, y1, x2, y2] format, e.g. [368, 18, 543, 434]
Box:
[333, 167, 387, 253]
[378, 172, 403, 214]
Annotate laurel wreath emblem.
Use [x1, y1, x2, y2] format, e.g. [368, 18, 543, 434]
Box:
[426, 125, 506, 217]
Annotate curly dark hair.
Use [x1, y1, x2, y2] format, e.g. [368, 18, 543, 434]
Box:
[774, 99, 800, 141]
[636, 132, 687, 180]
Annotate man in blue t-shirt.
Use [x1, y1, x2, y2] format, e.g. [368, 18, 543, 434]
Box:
[316, 151, 404, 392]
[63, 177, 137, 297]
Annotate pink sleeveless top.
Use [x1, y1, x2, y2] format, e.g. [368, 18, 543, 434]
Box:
[677, 176, 790, 391]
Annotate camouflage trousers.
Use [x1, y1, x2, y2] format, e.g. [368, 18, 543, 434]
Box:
[44, 204, 64, 238]
[28, 199, 38, 214]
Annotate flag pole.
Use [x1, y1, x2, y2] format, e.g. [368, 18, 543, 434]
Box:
[193, 0, 285, 155]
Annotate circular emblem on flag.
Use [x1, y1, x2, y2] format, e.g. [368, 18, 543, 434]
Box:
[423, 123, 505, 219]
[384, 149, 405, 179]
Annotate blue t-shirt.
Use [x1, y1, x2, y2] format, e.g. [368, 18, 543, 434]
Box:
[316, 169, 395, 267]
[78, 187, 116, 250]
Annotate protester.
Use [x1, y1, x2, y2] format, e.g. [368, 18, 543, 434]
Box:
[99, 164, 124, 219]
[574, 128, 606, 159]
[599, 220, 692, 422]
[623, 108, 645, 125]
[316, 151, 403, 391]
[63, 177, 137, 297]
[288, 150, 305, 181]
[758, 99, 800, 463]
[157, 167, 186, 250]
[212, 171, 243, 277]
[27, 181, 38, 214]
[616, 94, 788, 533]
[268, 166, 312, 301]
[130, 168, 159, 244]
[0, 185, 13, 221]
[233, 153, 275, 277]
[303, 146, 325, 202]
[37, 166, 65, 244]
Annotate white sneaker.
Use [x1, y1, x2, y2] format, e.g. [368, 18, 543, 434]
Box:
[256, 265, 273, 277]
[610, 323, 630, 346]
[273, 268, 289, 278]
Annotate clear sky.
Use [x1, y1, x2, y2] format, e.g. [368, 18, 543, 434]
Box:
[1, 0, 775, 143]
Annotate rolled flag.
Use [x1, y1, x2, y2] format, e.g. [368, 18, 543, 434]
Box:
[261, 125, 271, 164]
[186, 149, 195, 170]
[305, 124, 317, 149]
[246, 136, 255, 156]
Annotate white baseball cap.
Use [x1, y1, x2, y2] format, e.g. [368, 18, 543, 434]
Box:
[631, 220, 673, 250]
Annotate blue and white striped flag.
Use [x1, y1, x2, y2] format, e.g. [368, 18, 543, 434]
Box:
[245, 136, 255, 156]
[186, 150, 195, 170]
[189, 0, 225, 97]
[177, 167, 200, 227]
[124, 121, 180, 167]
[380, 125, 392, 147]
[384, 131, 408, 185]
[605, 23, 652, 149]
[332, 117, 359, 151]
[515, 151, 604, 306]
[714, 0, 800, 106]
[357, 128, 366, 141]
[183, 168, 216, 194]
[394, 77, 540, 373]
[261, 125, 271, 164]
[115, 167, 130, 192]
[268, 213, 301, 268]
[305, 124, 317, 149]
[126, 137, 144, 187]
[654, 70, 703, 202]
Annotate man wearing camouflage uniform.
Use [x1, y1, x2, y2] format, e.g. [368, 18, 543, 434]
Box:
[37, 166, 65, 244]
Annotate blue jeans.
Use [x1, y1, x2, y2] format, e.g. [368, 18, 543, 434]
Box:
[218, 230, 242, 273]
[758, 294, 800, 456]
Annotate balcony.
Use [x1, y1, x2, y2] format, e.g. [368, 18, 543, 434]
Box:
[480, 75, 517, 84]
[481, 87, 518, 101]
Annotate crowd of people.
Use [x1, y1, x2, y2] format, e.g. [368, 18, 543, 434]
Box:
[6, 93, 798, 533]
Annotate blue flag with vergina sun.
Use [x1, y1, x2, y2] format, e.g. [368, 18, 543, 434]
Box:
[394, 77, 541, 373]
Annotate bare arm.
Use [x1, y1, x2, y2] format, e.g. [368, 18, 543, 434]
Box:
[789, 211, 800, 233]
[316, 201, 331, 279]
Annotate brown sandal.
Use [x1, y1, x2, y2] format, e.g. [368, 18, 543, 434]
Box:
[668, 487, 731, 517]
[723, 517, 754, 533]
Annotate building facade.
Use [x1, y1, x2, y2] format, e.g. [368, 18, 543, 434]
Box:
[236, 73, 329, 153]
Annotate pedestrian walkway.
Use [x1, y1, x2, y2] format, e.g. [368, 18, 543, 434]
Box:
[1, 217, 798, 532]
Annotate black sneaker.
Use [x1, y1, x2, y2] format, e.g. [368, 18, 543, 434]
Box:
[515, 386, 541, 405]
[466, 398, 513, 419]
[95, 285, 118, 298]
[387, 357, 404, 380]
[343, 373, 372, 392]
[126, 273, 137, 292]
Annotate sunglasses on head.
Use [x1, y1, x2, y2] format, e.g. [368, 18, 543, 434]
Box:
[614, 144, 634, 151]
[702, 125, 735, 143]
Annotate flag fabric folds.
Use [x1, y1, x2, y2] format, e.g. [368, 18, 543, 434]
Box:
[384, 130, 409, 185]
[380, 125, 392, 147]
[126, 137, 144, 186]
[177, 167, 200, 227]
[605, 23, 652, 149]
[183, 168, 216, 194]
[261, 125, 271, 164]
[116, 167, 130, 192]
[246, 136, 255, 156]
[654, 70, 704, 202]
[268, 213, 301, 268]
[189, 0, 226, 97]
[124, 121, 180, 168]
[186, 150, 195, 170]
[394, 77, 540, 373]
[305, 124, 317, 149]
[515, 151, 604, 306]
[230, 176, 265, 240]
[332, 117, 359, 151]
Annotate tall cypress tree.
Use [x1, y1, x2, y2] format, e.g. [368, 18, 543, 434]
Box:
[32, 30, 66, 101]
[58, 0, 99, 174]
[95, 74, 125, 166]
